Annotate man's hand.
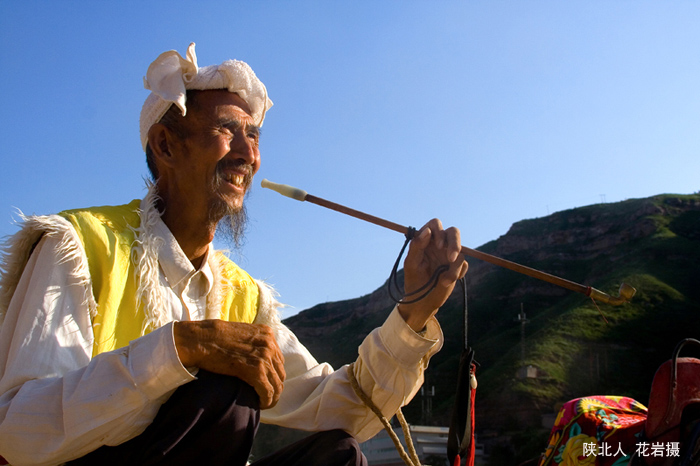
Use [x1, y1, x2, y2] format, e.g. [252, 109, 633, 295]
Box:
[398, 218, 469, 332]
[173, 320, 285, 409]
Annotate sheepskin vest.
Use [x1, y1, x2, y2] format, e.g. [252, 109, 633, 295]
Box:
[59, 200, 259, 356]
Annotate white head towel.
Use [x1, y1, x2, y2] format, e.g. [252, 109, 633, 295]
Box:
[139, 42, 273, 151]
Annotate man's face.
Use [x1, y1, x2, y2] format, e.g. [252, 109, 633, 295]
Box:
[173, 90, 261, 223]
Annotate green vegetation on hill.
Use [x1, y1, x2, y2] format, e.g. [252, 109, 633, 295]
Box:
[256, 193, 700, 463]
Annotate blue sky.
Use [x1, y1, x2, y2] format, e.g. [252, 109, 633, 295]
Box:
[1, 1, 698, 316]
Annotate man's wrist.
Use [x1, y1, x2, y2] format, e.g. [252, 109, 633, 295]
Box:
[173, 321, 201, 369]
[376, 308, 442, 368]
[130, 323, 197, 399]
[397, 303, 435, 333]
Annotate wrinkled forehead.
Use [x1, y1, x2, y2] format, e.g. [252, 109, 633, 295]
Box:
[185, 89, 256, 124]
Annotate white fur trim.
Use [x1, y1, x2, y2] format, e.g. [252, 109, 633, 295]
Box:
[254, 279, 284, 329]
[0, 212, 97, 327]
[206, 251, 229, 321]
[131, 182, 171, 333]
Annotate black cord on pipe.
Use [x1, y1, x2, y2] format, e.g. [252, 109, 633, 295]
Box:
[387, 226, 450, 305]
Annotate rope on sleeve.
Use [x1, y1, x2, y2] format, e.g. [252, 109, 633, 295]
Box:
[347, 362, 421, 466]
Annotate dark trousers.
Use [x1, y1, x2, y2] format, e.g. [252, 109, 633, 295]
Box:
[67, 370, 367, 466]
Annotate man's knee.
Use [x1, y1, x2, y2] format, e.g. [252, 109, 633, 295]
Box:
[194, 370, 260, 412]
[318, 430, 366, 466]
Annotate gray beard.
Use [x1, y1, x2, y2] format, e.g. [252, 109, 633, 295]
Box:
[214, 205, 248, 250]
[209, 162, 253, 250]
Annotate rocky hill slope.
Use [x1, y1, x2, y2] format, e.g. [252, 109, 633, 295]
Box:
[276, 193, 700, 462]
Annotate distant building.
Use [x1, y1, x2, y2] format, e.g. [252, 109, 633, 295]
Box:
[516, 364, 540, 379]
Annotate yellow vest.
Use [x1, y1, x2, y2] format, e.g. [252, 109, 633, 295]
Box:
[60, 200, 259, 356]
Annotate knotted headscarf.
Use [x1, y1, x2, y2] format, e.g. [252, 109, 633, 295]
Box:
[139, 43, 273, 151]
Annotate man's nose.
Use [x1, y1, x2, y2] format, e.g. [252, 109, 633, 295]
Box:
[229, 129, 258, 165]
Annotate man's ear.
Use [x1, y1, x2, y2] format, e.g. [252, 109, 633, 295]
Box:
[147, 123, 180, 168]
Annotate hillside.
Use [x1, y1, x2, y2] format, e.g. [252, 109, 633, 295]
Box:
[260, 193, 700, 462]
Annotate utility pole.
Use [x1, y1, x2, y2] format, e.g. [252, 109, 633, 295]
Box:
[420, 385, 434, 425]
[516, 303, 529, 363]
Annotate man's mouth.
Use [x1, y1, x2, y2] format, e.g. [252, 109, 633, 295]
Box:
[225, 173, 246, 187]
[216, 161, 254, 192]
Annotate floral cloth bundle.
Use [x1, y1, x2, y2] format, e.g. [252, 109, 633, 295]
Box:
[539, 396, 648, 466]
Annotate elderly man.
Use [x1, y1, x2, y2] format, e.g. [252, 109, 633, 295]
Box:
[0, 44, 468, 466]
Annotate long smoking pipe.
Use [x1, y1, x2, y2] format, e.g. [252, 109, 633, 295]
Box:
[261, 179, 636, 305]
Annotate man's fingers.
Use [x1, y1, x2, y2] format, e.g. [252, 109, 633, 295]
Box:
[459, 260, 469, 279]
[258, 366, 283, 409]
[409, 220, 467, 290]
[266, 354, 285, 407]
[243, 356, 284, 409]
[422, 219, 463, 263]
[411, 226, 431, 250]
[445, 226, 462, 262]
[399, 218, 469, 331]
[410, 220, 463, 265]
[426, 219, 445, 249]
[255, 333, 285, 409]
[440, 257, 469, 287]
[272, 352, 286, 383]
[268, 378, 283, 408]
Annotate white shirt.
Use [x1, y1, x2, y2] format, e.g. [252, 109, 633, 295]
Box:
[0, 214, 443, 466]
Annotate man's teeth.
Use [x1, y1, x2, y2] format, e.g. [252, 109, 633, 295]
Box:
[227, 174, 245, 186]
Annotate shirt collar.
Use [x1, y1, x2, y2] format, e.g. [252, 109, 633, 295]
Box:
[150, 214, 215, 297]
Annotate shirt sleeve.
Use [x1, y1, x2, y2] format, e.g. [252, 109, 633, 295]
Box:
[0, 235, 195, 466]
[261, 306, 443, 443]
